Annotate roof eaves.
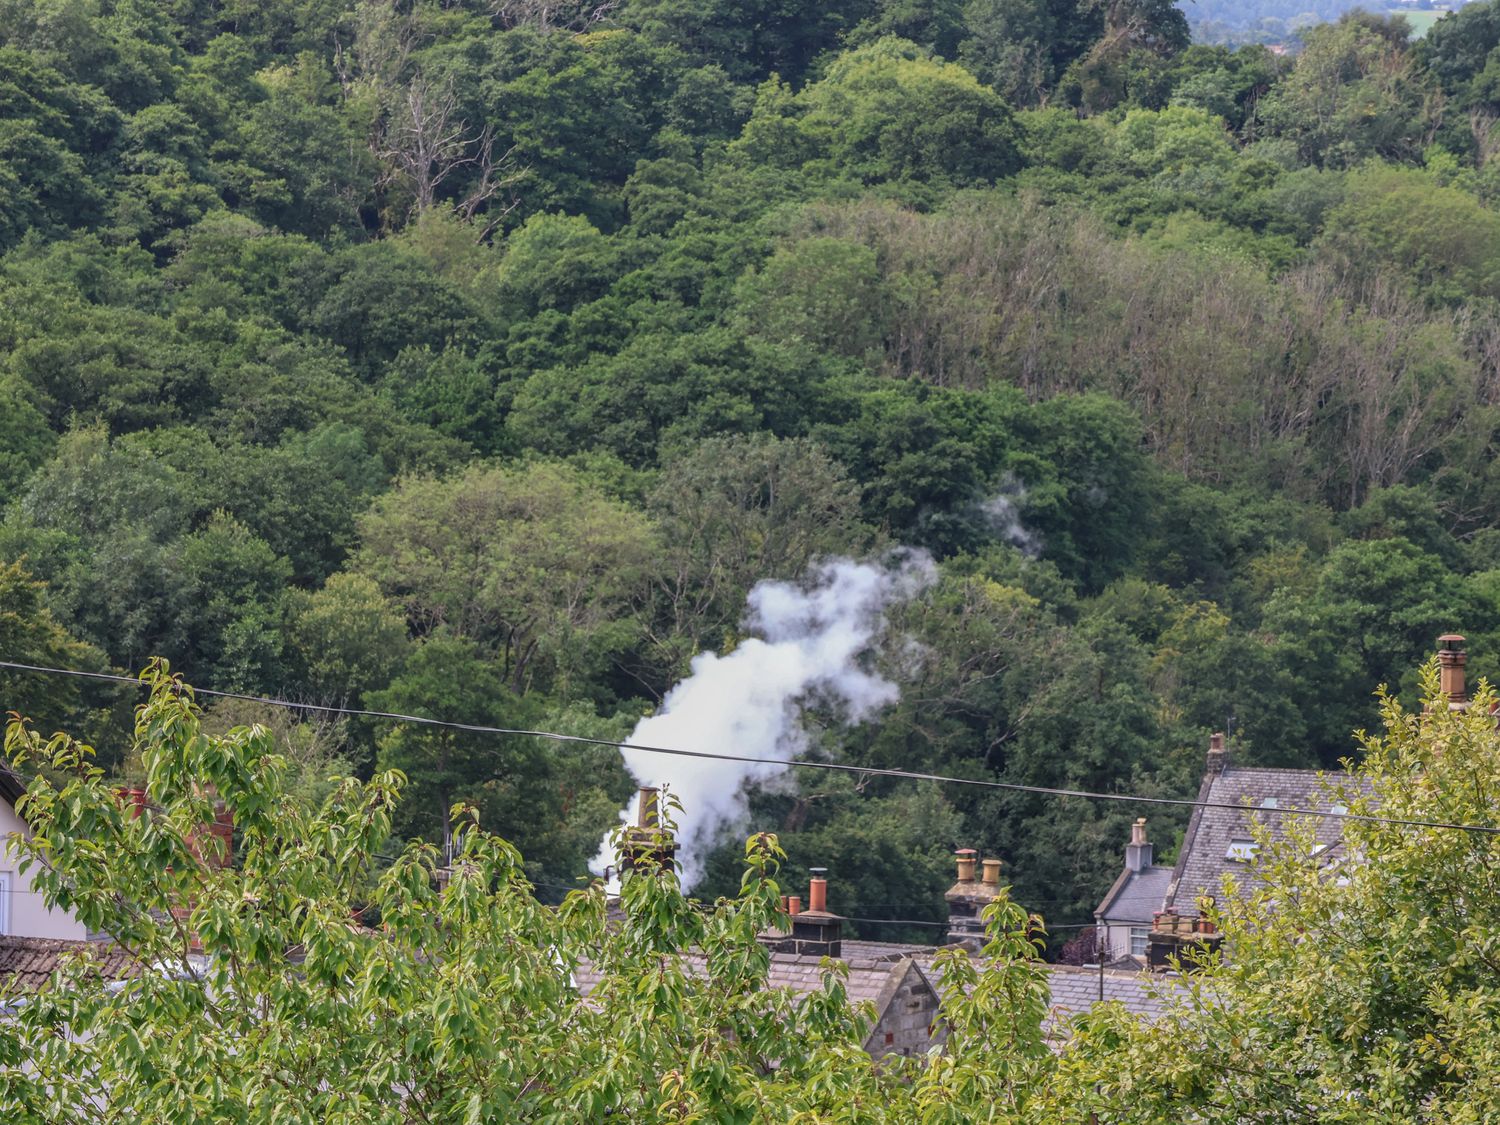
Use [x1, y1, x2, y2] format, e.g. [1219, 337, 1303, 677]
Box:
[0, 766, 27, 811]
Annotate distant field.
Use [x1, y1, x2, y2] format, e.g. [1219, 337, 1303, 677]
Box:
[1393, 9, 1447, 36]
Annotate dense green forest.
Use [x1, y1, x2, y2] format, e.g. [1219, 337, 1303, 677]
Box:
[8, 0, 1500, 939]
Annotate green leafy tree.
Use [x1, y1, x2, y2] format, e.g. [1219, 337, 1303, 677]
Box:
[176, 511, 291, 691]
[282, 572, 412, 707]
[0, 665, 1063, 1121]
[0, 427, 200, 667]
[0, 558, 117, 743]
[732, 236, 887, 361]
[355, 459, 655, 698]
[1074, 667, 1500, 1122]
[796, 38, 1022, 189]
[640, 434, 871, 684]
[1258, 13, 1438, 169]
[1319, 164, 1500, 303]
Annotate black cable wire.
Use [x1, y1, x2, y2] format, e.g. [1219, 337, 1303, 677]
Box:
[4, 658, 1496, 836]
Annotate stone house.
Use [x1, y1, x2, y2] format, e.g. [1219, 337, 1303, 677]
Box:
[1096, 633, 1477, 969]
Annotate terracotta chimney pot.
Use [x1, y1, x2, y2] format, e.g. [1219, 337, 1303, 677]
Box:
[980, 858, 1002, 886]
[1437, 634, 1468, 705]
[954, 848, 977, 883]
[1131, 818, 1148, 846]
[808, 868, 828, 914]
[788, 895, 802, 916]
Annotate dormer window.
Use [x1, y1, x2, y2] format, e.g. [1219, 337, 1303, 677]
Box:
[1226, 838, 1258, 862]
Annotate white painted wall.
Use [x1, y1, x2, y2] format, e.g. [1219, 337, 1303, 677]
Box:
[0, 797, 87, 940]
[1100, 921, 1149, 962]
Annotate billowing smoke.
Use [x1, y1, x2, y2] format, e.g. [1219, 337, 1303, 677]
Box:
[592, 551, 935, 890]
[980, 474, 1041, 558]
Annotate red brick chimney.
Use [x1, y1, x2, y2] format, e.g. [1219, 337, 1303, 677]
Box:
[1438, 634, 1468, 707]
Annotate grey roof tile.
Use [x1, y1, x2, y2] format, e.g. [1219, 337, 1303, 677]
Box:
[1164, 765, 1369, 914]
[1096, 865, 1173, 924]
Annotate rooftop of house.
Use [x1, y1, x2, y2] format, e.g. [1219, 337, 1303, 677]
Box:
[0, 935, 140, 995]
[571, 937, 1176, 1039]
[569, 946, 934, 1009]
[0, 765, 26, 810]
[1098, 864, 1172, 923]
[1096, 818, 1173, 925]
[1163, 738, 1368, 916]
[1042, 962, 1178, 1029]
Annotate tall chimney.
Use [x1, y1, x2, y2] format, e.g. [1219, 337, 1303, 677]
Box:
[1125, 818, 1153, 874]
[621, 786, 680, 875]
[945, 850, 1005, 947]
[1206, 732, 1229, 776]
[1438, 634, 1468, 706]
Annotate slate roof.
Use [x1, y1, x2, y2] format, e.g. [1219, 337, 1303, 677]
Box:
[1164, 764, 1366, 915]
[570, 937, 1175, 1046]
[570, 947, 931, 1008]
[1095, 864, 1173, 925]
[0, 935, 141, 994]
[1041, 963, 1174, 1029]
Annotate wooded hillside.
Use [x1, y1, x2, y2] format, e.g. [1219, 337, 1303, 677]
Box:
[7, 0, 1500, 937]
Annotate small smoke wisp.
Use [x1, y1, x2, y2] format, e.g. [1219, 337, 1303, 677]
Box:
[592, 551, 935, 890]
[980, 474, 1042, 558]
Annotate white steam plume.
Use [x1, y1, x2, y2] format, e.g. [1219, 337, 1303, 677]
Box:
[592, 551, 935, 890]
[980, 474, 1041, 558]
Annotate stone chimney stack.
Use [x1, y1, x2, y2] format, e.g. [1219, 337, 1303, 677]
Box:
[1438, 634, 1468, 707]
[1125, 818, 1153, 874]
[945, 849, 1004, 947]
[621, 786, 680, 875]
[1206, 731, 1229, 776]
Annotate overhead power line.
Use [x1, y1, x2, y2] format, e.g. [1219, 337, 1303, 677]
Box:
[3, 658, 1498, 836]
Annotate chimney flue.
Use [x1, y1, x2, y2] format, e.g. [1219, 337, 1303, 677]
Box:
[621, 786, 679, 875]
[760, 867, 841, 957]
[1131, 818, 1147, 846]
[1438, 634, 1468, 706]
[808, 868, 828, 914]
[955, 848, 977, 883]
[637, 786, 660, 829]
[945, 850, 1005, 947]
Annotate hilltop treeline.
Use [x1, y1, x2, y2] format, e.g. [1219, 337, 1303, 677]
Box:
[8, 0, 1500, 934]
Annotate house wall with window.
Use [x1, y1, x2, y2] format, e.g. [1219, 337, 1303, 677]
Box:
[0, 777, 88, 940]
